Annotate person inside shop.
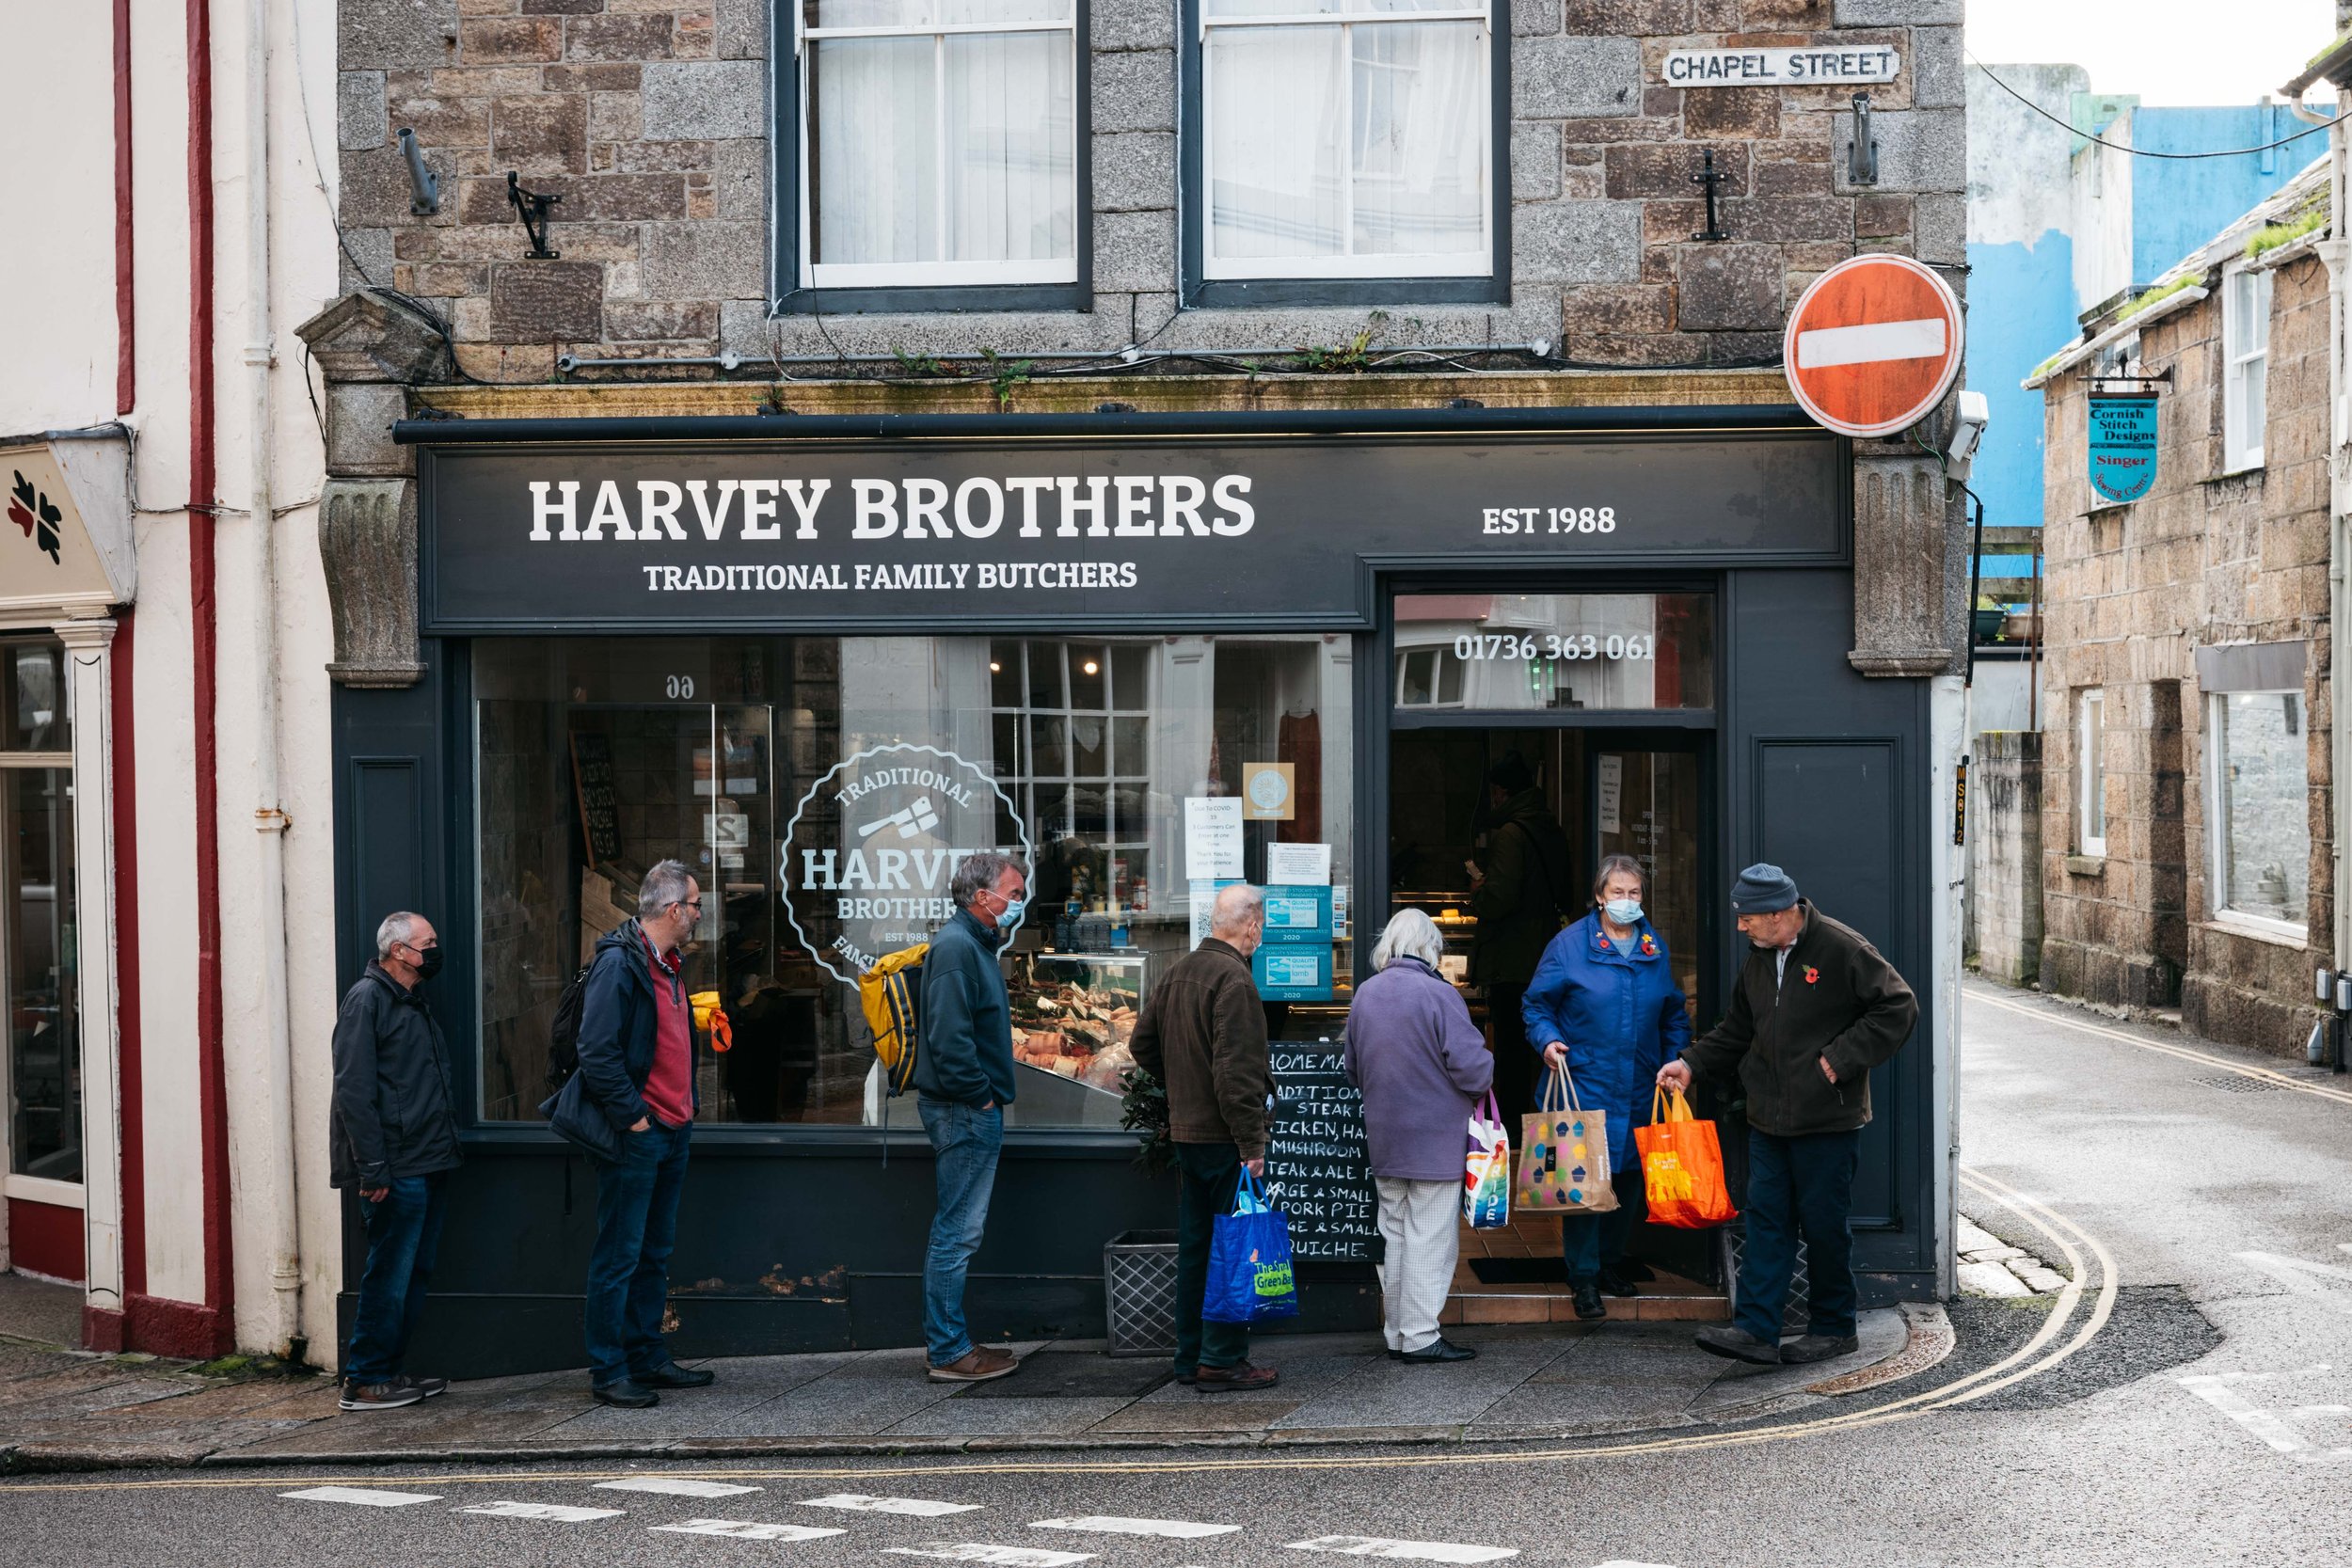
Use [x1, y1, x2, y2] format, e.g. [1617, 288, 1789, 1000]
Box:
[1468, 752, 1573, 1118]
[1131, 881, 1280, 1392]
[1344, 909, 1493, 1364]
[1661, 863, 1916, 1367]
[549, 860, 718, 1409]
[915, 850, 1029, 1386]
[329, 911, 460, 1413]
[1523, 854, 1690, 1323]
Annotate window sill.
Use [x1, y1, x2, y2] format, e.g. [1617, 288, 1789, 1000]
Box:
[772, 282, 1093, 317]
[1183, 275, 1509, 310]
[1, 1174, 84, 1208]
[2202, 914, 2309, 948]
[2203, 464, 2265, 486]
[2065, 854, 2106, 877]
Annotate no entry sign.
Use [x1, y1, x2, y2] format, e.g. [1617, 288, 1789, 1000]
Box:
[1783, 254, 1964, 438]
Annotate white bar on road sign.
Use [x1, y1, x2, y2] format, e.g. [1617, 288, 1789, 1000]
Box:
[1795, 317, 1947, 370]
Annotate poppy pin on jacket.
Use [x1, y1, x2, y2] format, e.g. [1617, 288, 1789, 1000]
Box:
[1804, 966, 1820, 985]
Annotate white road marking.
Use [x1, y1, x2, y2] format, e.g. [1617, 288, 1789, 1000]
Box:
[1793, 317, 1947, 370]
[1030, 1516, 1240, 1539]
[2176, 1370, 2352, 1461]
[651, 1519, 849, 1541]
[279, 1486, 440, 1508]
[1287, 1537, 1519, 1563]
[2234, 1249, 2352, 1297]
[885, 1548, 1094, 1567]
[595, 1477, 761, 1497]
[803, 1494, 981, 1517]
[456, 1500, 627, 1522]
[1590, 1561, 1682, 1567]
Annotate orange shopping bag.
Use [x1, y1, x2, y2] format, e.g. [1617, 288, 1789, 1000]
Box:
[1634, 1086, 1737, 1228]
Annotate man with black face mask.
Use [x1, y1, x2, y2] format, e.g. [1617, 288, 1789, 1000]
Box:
[330, 911, 461, 1411]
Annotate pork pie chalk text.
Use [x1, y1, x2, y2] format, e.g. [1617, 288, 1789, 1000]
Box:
[526, 474, 1257, 544]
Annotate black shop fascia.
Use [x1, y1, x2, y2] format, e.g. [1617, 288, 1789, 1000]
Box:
[331, 404, 1938, 1377]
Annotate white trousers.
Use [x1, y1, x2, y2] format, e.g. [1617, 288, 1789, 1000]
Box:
[1375, 1177, 1461, 1354]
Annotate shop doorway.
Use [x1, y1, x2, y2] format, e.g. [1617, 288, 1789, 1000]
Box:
[1383, 589, 1724, 1322]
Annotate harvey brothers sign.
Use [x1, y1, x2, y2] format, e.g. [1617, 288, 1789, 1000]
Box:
[417, 429, 1844, 629]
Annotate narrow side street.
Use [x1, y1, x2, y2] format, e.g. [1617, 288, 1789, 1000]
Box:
[2, 979, 2347, 1567]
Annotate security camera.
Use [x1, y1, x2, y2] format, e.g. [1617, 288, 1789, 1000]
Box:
[1945, 389, 1989, 483]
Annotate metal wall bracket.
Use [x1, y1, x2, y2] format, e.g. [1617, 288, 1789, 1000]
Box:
[1849, 93, 1880, 186]
[507, 170, 561, 260]
[1691, 149, 1728, 241]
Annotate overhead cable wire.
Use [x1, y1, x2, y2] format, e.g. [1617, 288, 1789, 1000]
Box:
[1969, 55, 2335, 159]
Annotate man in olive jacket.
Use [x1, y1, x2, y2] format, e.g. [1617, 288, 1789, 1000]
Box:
[1660, 864, 1916, 1368]
[1132, 882, 1278, 1391]
[1468, 752, 1571, 1116]
[330, 911, 460, 1412]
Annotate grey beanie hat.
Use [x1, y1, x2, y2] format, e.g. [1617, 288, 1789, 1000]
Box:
[1730, 863, 1799, 913]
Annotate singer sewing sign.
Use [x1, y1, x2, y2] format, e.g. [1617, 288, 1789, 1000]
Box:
[781, 742, 1034, 985]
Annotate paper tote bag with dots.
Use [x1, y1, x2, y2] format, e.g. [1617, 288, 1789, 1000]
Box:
[1517, 1066, 1617, 1215]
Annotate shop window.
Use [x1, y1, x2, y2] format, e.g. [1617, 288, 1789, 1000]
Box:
[2076, 689, 2105, 857]
[2208, 689, 2307, 933]
[1190, 0, 1501, 299]
[473, 635, 1352, 1130]
[790, 0, 1081, 297]
[2222, 264, 2270, 474]
[1391, 592, 1713, 711]
[1, 637, 77, 1188]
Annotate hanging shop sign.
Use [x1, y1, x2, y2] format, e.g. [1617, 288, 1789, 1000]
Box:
[780, 741, 1034, 982]
[413, 428, 1844, 631]
[1, 436, 137, 613]
[1662, 46, 1899, 87]
[2087, 392, 2159, 505]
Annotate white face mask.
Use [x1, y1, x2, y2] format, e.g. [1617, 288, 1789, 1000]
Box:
[1603, 898, 1644, 926]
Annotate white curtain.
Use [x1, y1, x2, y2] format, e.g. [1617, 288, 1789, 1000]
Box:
[1209, 16, 1486, 265]
[812, 8, 1075, 271]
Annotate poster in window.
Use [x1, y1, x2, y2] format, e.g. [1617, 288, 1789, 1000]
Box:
[1243, 761, 1295, 821]
[569, 730, 622, 868]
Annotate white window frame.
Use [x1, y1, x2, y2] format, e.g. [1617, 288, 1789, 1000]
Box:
[2077, 689, 2106, 857]
[2222, 262, 2271, 474]
[1393, 645, 1466, 708]
[2206, 688, 2310, 940]
[794, 5, 1082, 292]
[1200, 3, 1494, 282]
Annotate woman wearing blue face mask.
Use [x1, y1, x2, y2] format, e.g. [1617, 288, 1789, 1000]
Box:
[1520, 854, 1692, 1321]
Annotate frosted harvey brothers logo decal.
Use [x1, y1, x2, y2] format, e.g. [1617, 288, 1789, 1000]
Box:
[781, 742, 1034, 985]
[523, 472, 1257, 596]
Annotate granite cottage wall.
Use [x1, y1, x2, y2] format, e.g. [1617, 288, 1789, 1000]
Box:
[2036, 251, 2332, 1055]
[335, 0, 1964, 378]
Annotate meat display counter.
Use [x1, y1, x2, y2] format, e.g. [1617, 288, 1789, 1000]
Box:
[1004, 950, 1146, 1128]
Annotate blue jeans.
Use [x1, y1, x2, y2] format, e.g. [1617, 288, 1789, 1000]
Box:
[344, 1174, 449, 1383]
[1735, 1127, 1862, 1342]
[584, 1120, 691, 1387]
[1560, 1163, 1643, 1287]
[918, 1096, 1003, 1366]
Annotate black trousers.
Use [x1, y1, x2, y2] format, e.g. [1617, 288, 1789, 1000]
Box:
[1172, 1141, 1253, 1375]
[1487, 982, 1538, 1115]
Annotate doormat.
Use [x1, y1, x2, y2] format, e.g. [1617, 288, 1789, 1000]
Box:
[1469, 1257, 1569, 1285]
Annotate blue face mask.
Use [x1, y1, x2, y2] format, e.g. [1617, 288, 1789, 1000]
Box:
[1604, 898, 1644, 926]
[998, 896, 1026, 927]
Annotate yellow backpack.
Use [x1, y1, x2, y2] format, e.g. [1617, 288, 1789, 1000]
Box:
[857, 943, 929, 1096]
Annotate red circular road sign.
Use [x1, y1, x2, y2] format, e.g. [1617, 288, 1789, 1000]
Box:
[1783, 254, 1964, 437]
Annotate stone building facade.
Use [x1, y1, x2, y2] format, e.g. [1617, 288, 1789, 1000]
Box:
[2026, 161, 2332, 1054]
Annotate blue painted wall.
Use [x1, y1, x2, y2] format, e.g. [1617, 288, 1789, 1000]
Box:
[2130, 104, 2328, 289]
[1966, 229, 2079, 534]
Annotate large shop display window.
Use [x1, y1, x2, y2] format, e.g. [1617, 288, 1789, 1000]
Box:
[2, 638, 77, 1186]
[474, 635, 1354, 1129]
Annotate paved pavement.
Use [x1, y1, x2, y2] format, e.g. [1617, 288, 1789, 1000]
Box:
[4, 978, 2352, 1566]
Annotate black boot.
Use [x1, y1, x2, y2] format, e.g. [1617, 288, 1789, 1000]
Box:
[1572, 1283, 1608, 1321]
[1597, 1265, 1640, 1298]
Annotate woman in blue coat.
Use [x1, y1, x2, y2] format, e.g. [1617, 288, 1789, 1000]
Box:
[1521, 854, 1692, 1321]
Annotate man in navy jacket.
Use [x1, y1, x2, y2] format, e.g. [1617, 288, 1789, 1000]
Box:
[915, 851, 1028, 1384]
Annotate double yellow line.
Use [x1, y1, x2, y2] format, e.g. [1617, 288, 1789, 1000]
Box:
[0, 1167, 2121, 1497]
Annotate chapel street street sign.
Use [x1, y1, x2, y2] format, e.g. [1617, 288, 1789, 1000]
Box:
[415, 428, 1845, 632]
[1661, 46, 1900, 87]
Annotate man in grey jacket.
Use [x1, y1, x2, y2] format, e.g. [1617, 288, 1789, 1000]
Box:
[330, 911, 460, 1412]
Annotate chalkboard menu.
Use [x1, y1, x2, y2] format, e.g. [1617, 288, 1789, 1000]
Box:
[569, 731, 622, 868]
[1263, 1041, 1381, 1263]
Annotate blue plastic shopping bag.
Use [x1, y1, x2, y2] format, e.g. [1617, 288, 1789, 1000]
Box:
[1203, 1169, 1300, 1323]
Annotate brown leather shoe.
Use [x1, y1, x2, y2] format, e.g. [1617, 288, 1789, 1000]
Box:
[928, 1346, 1021, 1384]
[1189, 1362, 1279, 1392]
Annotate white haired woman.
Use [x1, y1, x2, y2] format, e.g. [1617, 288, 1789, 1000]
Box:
[1343, 909, 1494, 1363]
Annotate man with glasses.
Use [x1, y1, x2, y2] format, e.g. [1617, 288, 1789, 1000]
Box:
[566, 859, 719, 1407]
[914, 851, 1029, 1384]
[331, 911, 460, 1411]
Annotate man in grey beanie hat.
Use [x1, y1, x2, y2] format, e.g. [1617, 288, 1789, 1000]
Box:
[1659, 863, 1916, 1368]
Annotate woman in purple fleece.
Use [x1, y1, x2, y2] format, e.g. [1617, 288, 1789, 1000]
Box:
[1343, 909, 1494, 1364]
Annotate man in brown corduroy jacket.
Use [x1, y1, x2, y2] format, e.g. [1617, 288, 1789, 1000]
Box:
[1132, 881, 1277, 1391]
